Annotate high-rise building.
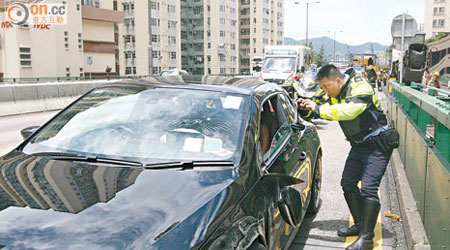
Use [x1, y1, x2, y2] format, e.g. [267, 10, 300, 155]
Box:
[0, 0, 123, 80]
[424, 0, 449, 38]
[239, 0, 284, 75]
[181, 0, 240, 75]
[118, 0, 181, 76]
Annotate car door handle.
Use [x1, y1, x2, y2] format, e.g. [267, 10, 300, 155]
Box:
[298, 151, 307, 162]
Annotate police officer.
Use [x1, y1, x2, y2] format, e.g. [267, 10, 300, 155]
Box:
[297, 65, 393, 250]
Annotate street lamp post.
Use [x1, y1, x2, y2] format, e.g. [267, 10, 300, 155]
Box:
[294, 1, 320, 47]
[327, 30, 343, 62]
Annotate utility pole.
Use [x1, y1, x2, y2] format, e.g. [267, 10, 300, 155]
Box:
[294, 1, 320, 48]
[328, 30, 343, 62]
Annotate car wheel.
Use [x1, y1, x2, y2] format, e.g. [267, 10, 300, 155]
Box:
[307, 155, 322, 214]
[247, 241, 266, 250]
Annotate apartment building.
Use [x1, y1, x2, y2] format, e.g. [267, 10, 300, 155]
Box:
[0, 0, 123, 79]
[181, 0, 240, 75]
[239, 0, 284, 75]
[118, 0, 181, 76]
[424, 0, 449, 38]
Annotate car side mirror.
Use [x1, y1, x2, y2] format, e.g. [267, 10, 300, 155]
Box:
[259, 173, 304, 226]
[278, 187, 303, 227]
[20, 126, 40, 140]
[291, 111, 306, 131]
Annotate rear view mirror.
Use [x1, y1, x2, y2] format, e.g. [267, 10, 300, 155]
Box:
[20, 126, 40, 140]
[278, 187, 303, 227]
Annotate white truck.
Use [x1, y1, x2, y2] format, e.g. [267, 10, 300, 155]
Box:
[261, 45, 312, 84]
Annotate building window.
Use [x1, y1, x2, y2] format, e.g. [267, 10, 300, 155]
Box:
[170, 52, 176, 59]
[126, 67, 132, 75]
[152, 35, 160, 43]
[220, 68, 226, 74]
[78, 33, 82, 50]
[220, 55, 226, 61]
[220, 5, 225, 12]
[168, 20, 177, 28]
[433, 19, 445, 27]
[81, 0, 99, 8]
[152, 50, 160, 58]
[64, 31, 69, 49]
[168, 5, 175, 13]
[66, 67, 70, 77]
[169, 36, 176, 44]
[19, 47, 31, 67]
[152, 18, 160, 26]
[151, 1, 160, 10]
[80, 68, 84, 77]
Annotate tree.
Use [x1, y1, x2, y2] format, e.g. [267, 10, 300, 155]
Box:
[314, 44, 327, 67]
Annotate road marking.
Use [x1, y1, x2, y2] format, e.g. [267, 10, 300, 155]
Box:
[343, 182, 383, 249]
[343, 211, 383, 249]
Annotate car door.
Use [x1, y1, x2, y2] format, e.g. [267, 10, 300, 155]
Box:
[257, 93, 311, 249]
[278, 94, 314, 216]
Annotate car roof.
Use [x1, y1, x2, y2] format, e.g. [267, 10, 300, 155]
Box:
[95, 75, 286, 100]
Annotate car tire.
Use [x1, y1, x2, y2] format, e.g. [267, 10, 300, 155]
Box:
[247, 241, 266, 250]
[307, 155, 322, 214]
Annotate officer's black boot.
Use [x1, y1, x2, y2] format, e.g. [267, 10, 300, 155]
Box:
[346, 198, 380, 250]
[338, 193, 361, 237]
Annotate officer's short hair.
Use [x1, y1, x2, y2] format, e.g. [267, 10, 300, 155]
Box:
[316, 64, 344, 82]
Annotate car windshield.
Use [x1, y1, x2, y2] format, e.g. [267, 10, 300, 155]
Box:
[262, 57, 296, 72]
[22, 86, 249, 163]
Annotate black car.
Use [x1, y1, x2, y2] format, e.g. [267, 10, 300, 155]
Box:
[0, 76, 322, 250]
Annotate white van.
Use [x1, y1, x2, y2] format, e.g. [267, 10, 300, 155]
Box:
[261, 45, 312, 84]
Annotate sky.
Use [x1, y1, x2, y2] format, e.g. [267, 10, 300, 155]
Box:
[284, 0, 426, 46]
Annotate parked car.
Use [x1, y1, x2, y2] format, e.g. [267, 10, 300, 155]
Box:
[0, 76, 322, 250]
[160, 68, 189, 77]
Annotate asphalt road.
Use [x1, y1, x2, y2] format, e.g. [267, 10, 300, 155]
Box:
[0, 111, 58, 156]
[0, 95, 408, 249]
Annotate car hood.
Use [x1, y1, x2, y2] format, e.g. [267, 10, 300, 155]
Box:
[0, 151, 238, 249]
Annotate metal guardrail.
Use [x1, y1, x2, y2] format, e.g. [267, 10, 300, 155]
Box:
[409, 82, 450, 97]
[387, 81, 449, 250]
[0, 74, 255, 84]
[0, 75, 149, 84]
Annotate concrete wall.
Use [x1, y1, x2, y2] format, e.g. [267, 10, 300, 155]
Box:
[82, 19, 115, 42]
[0, 81, 110, 116]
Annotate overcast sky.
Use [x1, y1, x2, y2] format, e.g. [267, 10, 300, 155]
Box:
[284, 0, 426, 46]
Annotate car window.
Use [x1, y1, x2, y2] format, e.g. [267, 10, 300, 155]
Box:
[278, 94, 296, 124]
[259, 94, 291, 160]
[22, 87, 249, 163]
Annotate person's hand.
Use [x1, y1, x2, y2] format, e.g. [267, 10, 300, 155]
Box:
[295, 98, 305, 109]
[300, 99, 317, 111]
[296, 98, 316, 111]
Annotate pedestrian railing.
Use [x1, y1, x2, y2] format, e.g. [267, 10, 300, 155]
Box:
[0, 75, 152, 84]
[387, 81, 449, 249]
[0, 74, 255, 84]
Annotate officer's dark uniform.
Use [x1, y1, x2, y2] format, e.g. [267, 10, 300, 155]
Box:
[307, 68, 393, 250]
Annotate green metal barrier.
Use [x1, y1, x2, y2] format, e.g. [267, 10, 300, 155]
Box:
[388, 81, 450, 249]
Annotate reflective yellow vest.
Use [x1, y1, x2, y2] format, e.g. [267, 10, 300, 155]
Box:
[313, 75, 387, 144]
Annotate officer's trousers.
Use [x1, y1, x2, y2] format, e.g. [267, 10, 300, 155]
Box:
[341, 143, 393, 202]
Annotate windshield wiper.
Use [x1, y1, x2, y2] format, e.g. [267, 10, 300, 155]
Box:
[33, 152, 143, 167]
[144, 160, 234, 170]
